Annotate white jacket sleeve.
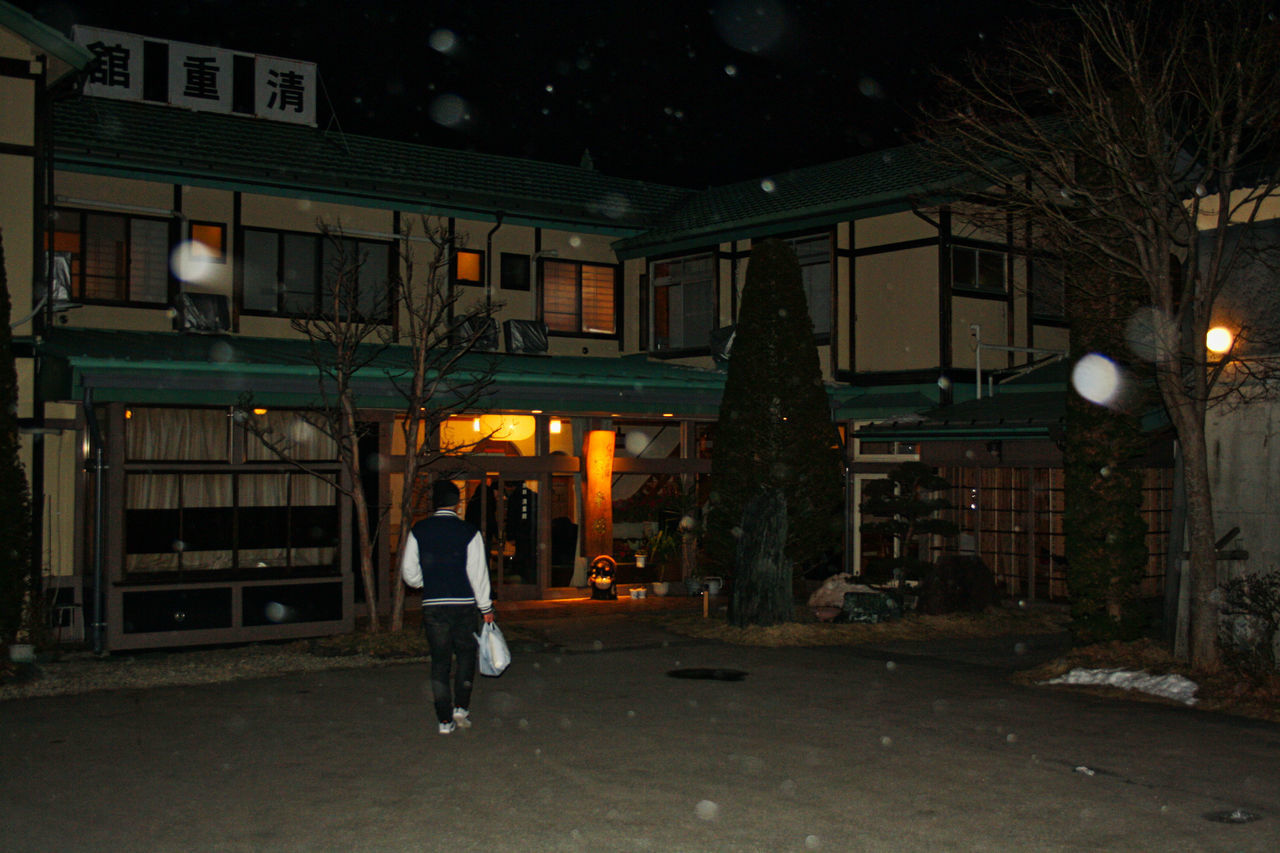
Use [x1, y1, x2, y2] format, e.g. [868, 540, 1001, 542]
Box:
[466, 531, 492, 614]
[400, 532, 422, 589]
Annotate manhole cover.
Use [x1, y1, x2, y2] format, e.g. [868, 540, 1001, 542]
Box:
[1204, 809, 1262, 824]
[666, 668, 748, 681]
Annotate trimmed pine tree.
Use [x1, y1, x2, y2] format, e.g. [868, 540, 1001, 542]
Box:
[706, 239, 844, 623]
[0, 233, 34, 646]
[1063, 267, 1150, 643]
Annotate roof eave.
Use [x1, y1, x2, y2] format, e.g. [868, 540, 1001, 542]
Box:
[0, 4, 94, 83]
[613, 180, 968, 260]
[53, 152, 656, 235]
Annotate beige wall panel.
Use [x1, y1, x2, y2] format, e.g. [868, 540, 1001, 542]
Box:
[855, 246, 938, 371]
[55, 173, 174, 211]
[949, 218, 1007, 244]
[494, 288, 535, 324]
[63, 305, 182, 333]
[1033, 324, 1070, 354]
[179, 185, 233, 224]
[46, 402, 77, 420]
[716, 253, 735, 326]
[619, 258, 642, 354]
[547, 336, 618, 358]
[237, 315, 313, 339]
[535, 229, 616, 264]
[174, 186, 234, 296]
[1, 28, 38, 58]
[951, 297, 1008, 370]
[816, 344, 833, 380]
[449, 220, 538, 322]
[41, 429, 80, 578]
[1, 153, 36, 320]
[836, 252, 851, 372]
[855, 210, 936, 248]
[454, 288, 488, 316]
[240, 195, 390, 233]
[0, 76, 34, 145]
[16, 359, 33, 422]
[1008, 256, 1029, 347]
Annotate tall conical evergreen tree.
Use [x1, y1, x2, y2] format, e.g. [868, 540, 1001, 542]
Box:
[0, 233, 34, 645]
[706, 239, 844, 618]
[1063, 260, 1150, 643]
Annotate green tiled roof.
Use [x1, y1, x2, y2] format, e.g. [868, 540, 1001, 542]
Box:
[0, 1, 94, 79]
[52, 98, 693, 235]
[34, 328, 729, 416]
[855, 361, 1070, 440]
[613, 141, 975, 258]
[34, 328, 933, 423]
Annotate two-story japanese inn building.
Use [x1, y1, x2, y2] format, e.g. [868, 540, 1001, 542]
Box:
[2, 3, 1173, 650]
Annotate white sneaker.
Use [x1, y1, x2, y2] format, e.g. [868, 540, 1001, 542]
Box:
[438, 720, 456, 735]
[452, 708, 471, 729]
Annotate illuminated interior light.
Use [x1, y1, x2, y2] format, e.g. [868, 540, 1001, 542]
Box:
[253, 408, 268, 416]
[473, 417, 481, 432]
[124, 409, 132, 419]
[549, 418, 562, 434]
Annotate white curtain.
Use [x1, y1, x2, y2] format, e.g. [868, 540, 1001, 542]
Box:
[126, 408, 229, 460]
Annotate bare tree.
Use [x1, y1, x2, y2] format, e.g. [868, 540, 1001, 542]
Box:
[241, 219, 498, 634]
[384, 216, 498, 631]
[918, 0, 1280, 667]
[240, 221, 394, 631]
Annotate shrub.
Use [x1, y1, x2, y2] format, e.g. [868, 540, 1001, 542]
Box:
[1218, 569, 1280, 678]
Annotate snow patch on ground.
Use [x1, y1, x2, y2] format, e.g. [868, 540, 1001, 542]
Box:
[1045, 668, 1199, 705]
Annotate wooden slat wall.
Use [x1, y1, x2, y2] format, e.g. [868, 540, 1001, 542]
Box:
[933, 465, 1170, 602]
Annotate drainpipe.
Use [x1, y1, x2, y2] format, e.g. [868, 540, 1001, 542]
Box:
[485, 212, 504, 316]
[83, 390, 106, 655]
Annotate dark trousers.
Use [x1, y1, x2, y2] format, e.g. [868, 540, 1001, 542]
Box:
[422, 605, 479, 723]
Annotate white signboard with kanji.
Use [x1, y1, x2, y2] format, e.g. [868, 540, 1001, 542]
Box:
[168, 40, 233, 112]
[76, 26, 143, 101]
[72, 26, 316, 127]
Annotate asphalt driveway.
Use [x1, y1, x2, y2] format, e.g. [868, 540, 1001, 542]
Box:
[3, 616, 1278, 852]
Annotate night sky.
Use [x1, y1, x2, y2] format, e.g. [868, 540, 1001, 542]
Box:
[16, 0, 1040, 187]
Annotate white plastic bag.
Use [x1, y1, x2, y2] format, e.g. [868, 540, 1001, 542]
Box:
[475, 621, 511, 677]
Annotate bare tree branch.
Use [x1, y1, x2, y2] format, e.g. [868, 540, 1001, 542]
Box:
[916, 0, 1280, 667]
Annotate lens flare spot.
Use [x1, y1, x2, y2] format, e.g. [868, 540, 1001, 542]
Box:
[1071, 353, 1121, 405]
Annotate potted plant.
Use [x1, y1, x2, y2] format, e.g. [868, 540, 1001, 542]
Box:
[643, 526, 680, 595]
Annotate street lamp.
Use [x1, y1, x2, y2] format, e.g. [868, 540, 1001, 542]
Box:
[1206, 326, 1234, 355]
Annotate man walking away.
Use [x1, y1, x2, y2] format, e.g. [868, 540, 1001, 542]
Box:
[402, 479, 495, 734]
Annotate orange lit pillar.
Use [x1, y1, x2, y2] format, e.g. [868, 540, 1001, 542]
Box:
[583, 429, 616, 560]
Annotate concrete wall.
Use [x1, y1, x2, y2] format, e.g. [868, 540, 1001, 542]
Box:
[1208, 400, 1280, 577]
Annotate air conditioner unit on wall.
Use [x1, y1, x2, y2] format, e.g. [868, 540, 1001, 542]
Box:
[179, 292, 231, 333]
[710, 325, 736, 366]
[504, 319, 549, 354]
[455, 315, 500, 351]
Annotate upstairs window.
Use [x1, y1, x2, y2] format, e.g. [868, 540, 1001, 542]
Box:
[242, 227, 392, 320]
[188, 222, 226, 264]
[952, 246, 1007, 294]
[1030, 260, 1065, 320]
[543, 259, 617, 335]
[652, 253, 714, 351]
[500, 252, 531, 291]
[48, 209, 170, 304]
[455, 249, 484, 287]
[785, 234, 832, 338]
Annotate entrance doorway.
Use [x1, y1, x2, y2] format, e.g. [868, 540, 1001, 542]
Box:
[461, 476, 541, 598]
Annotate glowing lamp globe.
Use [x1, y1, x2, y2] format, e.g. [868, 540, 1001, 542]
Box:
[1206, 326, 1233, 355]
